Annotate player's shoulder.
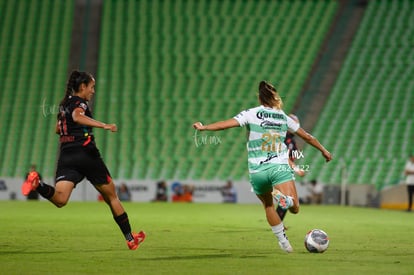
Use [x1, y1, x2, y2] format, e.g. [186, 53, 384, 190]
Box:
[235, 105, 260, 119]
[68, 95, 87, 102]
[69, 96, 88, 110]
[244, 105, 263, 114]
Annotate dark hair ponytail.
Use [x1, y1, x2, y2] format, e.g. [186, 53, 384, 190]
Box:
[258, 80, 283, 109]
[59, 70, 93, 107]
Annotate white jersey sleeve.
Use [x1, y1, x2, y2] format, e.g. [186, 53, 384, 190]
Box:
[233, 108, 253, 127]
[286, 114, 300, 132]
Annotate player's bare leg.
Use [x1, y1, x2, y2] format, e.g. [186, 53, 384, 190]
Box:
[273, 180, 299, 214]
[257, 192, 293, 253]
[94, 180, 146, 250]
[49, 181, 75, 208]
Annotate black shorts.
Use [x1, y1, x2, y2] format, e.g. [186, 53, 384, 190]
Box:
[55, 145, 112, 185]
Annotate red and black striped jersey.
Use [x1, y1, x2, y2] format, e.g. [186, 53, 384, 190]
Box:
[57, 96, 95, 149]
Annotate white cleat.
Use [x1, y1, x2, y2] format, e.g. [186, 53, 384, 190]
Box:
[279, 240, 293, 253]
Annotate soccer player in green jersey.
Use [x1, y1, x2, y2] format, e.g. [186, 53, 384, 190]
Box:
[193, 80, 331, 252]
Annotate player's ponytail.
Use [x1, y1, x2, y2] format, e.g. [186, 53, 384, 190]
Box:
[258, 80, 283, 110]
[59, 70, 93, 108]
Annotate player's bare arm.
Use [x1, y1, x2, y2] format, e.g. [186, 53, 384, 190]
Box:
[295, 128, 332, 162]
[193, 118, 239, 131]
[72, 107, 117, 132]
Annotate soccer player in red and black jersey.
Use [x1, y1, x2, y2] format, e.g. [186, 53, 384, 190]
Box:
[285, 114, 305, 177]
[22, 70, 145, 250]
[276, 114, 305, 223]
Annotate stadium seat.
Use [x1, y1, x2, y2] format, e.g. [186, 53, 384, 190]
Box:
[93, 0, 338, 180]
[0, 0, 73, 177]
[300, 0, 414, 189]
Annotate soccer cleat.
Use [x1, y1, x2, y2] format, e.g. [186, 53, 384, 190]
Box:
[21, 171, 40, 196]
[279, 240, 293, 253]
[272, 190, 293, 210]
[127, 231, 146, 250]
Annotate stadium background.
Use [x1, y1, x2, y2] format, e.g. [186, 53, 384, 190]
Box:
[0, 0, 412, 204]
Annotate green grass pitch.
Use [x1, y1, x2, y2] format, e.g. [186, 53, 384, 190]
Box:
[1, 201, 413, 275]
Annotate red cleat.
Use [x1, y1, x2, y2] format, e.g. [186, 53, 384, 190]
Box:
[22, 171, 40, 196]
[127, 231, 146, 250]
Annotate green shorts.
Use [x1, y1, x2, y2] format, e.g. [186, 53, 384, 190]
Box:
[249, 164, 295, 195]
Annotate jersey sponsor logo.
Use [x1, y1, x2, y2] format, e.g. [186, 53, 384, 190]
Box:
[259, 150, 289, 165]
[60, 136, 75, 143]
[259, 152, 279, 164]
[256, 110, 285, 120]
[260, 120, 282, 130]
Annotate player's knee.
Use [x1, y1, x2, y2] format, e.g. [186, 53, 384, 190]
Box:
[53, 198, 68, 208]
[289, 206, 299, 214]
[55, 201, 67, 208]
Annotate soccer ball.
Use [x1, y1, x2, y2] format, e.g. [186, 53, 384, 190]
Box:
[304, 229, 329, 253]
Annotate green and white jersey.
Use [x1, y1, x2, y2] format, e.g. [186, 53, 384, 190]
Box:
[234, 105, 300, 173]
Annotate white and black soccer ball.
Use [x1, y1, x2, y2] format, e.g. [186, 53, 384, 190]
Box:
[304, 229, 329, 253]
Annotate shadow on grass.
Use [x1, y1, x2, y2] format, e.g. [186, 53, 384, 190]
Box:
[0, 250, 65, 255]
[145, 253, 233, 261]
[142, 247, 269, 261]
[145, 254, 267, 261]
[0, 247, 105, 255]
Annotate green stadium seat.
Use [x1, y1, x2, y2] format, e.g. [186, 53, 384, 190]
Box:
[0, 0, 73, 177]
[301, 0, 414, 188]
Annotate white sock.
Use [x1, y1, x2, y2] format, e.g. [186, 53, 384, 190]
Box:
[271, 223, 289, 243]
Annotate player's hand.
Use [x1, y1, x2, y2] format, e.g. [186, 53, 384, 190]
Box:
[104, 123, 118, 132]
[295, 168, 306, 177]
[322, 150, 332, 162]
[192, 122, 205, 130]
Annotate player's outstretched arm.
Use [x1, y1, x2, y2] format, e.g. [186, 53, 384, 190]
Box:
[72, 107, 118, 132]
[193, 118, 239, 131]
[295, 128, 332, 162]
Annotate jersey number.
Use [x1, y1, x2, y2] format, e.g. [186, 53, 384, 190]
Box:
[58, 111, 68, 135]
[261, 133, 282, 153]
